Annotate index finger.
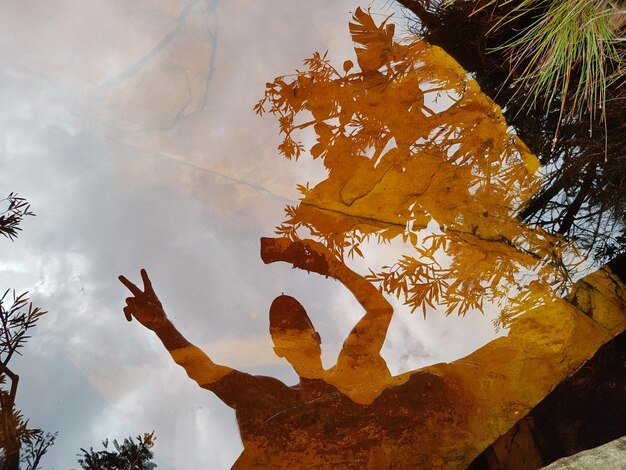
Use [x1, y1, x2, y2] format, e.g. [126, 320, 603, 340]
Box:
[119, 275, 143, 296]
[140, 269, 155, 295]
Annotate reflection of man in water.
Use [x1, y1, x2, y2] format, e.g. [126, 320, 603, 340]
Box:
[119, 238, 625, 468]
[119, 237, 463, 468]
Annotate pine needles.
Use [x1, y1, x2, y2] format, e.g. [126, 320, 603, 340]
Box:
[478, 0, 624, 126]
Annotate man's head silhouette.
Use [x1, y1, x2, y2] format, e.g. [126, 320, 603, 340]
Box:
[269, 295, 324, 378]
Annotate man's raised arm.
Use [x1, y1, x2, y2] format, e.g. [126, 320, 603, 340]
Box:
[119, 269, 233, 388]
[260, 237, 393, 357]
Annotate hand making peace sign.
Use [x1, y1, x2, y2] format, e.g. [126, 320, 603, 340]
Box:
[119, 269, 168, 331]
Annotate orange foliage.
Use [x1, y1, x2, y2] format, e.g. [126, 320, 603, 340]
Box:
[257, 8, 577, 322]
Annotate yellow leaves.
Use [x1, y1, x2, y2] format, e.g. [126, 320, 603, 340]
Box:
[379, 225, 405, 241]
[349, 8, 394, 73]
[259, 9, 574, 321]
[295, 183, 311, 197]
[409, 281, 443, 318]
[277, 136, 304, 160]
[522, 150, 541, 175]
[442, 278, 487, 317]
[415, 233, 448, 260]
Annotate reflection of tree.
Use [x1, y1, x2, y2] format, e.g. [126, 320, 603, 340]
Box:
[76, 432, 156, 470]
[397, 0, 625, 262]
[0, 194, 33, 241]
[256, 8, 573, 323]
[0, 196, 55, 470]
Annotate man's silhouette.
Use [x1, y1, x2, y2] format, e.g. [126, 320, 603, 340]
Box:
[119, 237, 626, 468]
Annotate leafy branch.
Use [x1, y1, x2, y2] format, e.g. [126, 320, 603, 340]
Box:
[0, 193, 35, 241]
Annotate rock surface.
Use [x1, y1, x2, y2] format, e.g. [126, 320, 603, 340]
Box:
[542, 436, 626, 469]
[468, 329, 625, 469]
